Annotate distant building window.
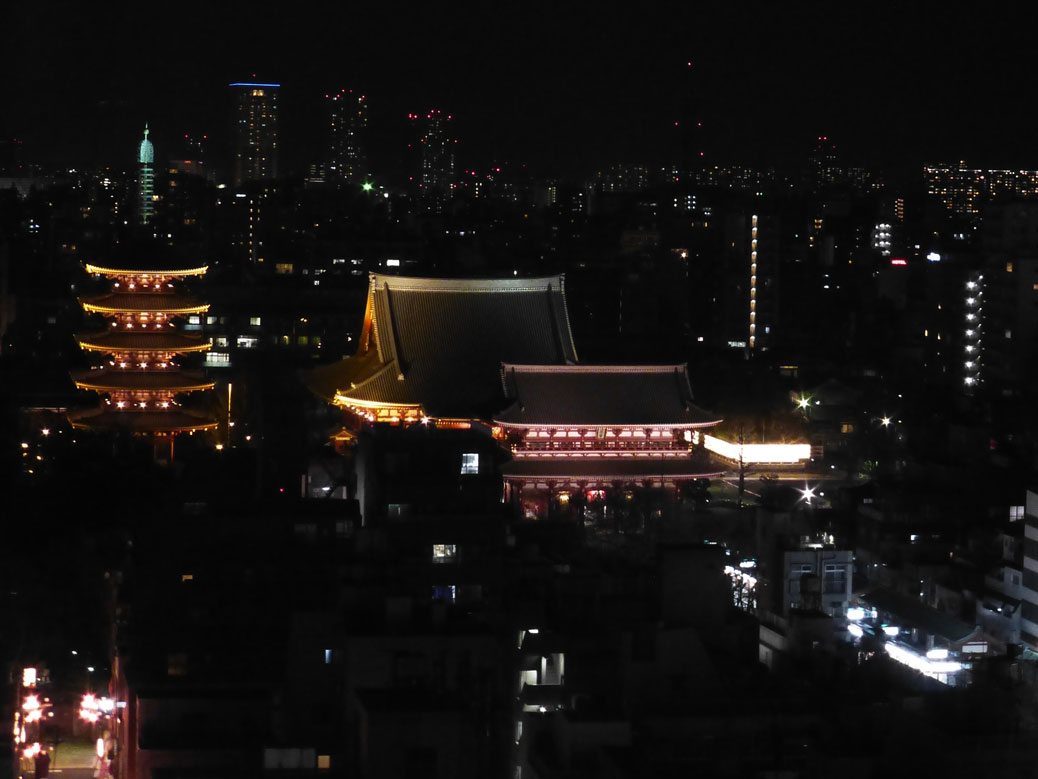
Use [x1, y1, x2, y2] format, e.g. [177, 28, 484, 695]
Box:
[249, 316, 262, 326]
[298, 335, 309, 346]
[214, 337, 229, 348]
[1007, 262, 1014, 273]
[188, 315, 201, 325]
[823, 564, 847, 594]
[206, 315, 217, 325]
[1010, 505, 1025, 521]
[275, 263, 293, 275]
[205, 352, 231, 366]
[432, 585, 456, 602]
[324, 649, 332, 665]
[317, 755, 331, 771]
[237, 336, 258, 349]
[840, 423, 855, 434]
[432, 544, 456, 563]
[461, 453, 479, 474]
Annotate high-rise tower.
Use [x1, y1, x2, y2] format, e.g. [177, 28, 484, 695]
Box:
[138, 125, 155, 224]
[230, 81, 280, 186]
[327, 89, 367, 184]
[409, 110, 456, 214]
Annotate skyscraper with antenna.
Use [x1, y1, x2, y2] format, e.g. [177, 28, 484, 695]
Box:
[138, 124, 155, 224]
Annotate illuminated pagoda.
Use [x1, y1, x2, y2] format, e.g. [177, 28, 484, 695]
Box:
[69, 261, 217, 444]
[309, 273, 578, 426]
[493, 364, 723, 519]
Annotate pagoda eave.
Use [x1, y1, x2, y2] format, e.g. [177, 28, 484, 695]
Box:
[72, 370, 215, 393]
[76, 333, 211, 353]
[68, 408, 218, 434]
[81, 301, 210, 316]
[85, 263, 208, 278]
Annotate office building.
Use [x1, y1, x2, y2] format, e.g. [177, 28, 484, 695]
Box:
[138, 124, 155, 225]
[924, 161, 1038, 220]
[409, 109, 455, 214]
[326, 88, 367, 183]
[230, 81, 279, 185]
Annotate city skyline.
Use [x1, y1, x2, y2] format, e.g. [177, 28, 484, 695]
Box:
[7, 4, 1038, 179]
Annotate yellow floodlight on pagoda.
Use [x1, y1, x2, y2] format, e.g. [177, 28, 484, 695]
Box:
[81, 300, 210, 316]
[84, 263, 208, 278]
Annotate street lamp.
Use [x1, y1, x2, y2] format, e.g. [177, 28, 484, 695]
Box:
[798, 484, 817, 505]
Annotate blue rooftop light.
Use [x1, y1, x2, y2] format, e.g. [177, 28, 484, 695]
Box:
[229, 82, 281, 87]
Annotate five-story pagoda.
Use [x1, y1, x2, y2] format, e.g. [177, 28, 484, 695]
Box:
[69, 259, 218, 447]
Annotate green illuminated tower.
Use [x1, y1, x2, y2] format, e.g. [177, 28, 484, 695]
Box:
[138, 124, 155, 224]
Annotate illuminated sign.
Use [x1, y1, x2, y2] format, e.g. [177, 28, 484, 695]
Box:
[890, 258, 908, 266]
[703, 435, 810, 464]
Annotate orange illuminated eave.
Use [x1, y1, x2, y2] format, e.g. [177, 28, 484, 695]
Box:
[76, 333, 211, 353]
[73, 376, 215, 393]
[68, 408, 218, 434]
[84, 263, 208, 278]
[81, 300, 210, 316]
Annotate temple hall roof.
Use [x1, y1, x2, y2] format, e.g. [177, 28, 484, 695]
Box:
[76, 331, 211, 353]
[494, 364, 721, 428]
[309, 273, 578, 419]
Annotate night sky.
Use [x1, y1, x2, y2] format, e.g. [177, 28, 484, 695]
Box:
[7, 2, 1038, 180]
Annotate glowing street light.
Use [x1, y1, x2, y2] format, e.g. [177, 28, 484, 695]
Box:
[798, 484, 817, 504]
[362, 181, 374, 192]
[881, 417, 891, 427]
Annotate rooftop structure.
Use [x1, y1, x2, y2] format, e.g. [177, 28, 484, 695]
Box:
[69, 261, 217, 442]
[309, 273, 578, 424]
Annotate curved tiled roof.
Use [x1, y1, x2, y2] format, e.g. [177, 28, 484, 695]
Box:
[76, 331, 211, 353]
[494, 364, 721, 428]
[72, 369, 214, 393]
[80, 292, 209, 315]
[312, 273, 578, 418]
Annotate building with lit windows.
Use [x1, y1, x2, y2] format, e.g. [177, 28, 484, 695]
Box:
[1020, 490, 1038, 649]
[138, 124, 155, 224]
[230, 82, 279, 185]
[409, 110, 455, 214]
[924, 161, 1038, 220]
[69, 260, 217, 452]
[326, 88, 367, 184]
